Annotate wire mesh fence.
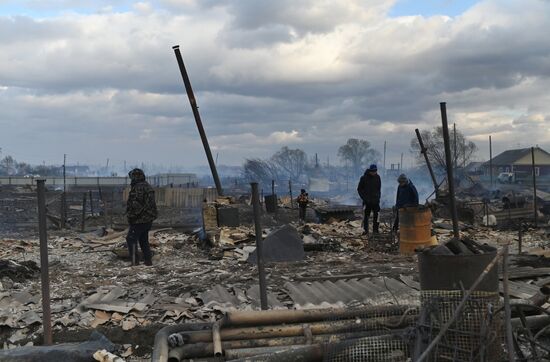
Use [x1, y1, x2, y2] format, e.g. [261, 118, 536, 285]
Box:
[321, 290, 503, 361]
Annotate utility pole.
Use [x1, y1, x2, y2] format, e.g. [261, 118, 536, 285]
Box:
[400, 153, 404, 171]
[61, 154, 66, 229]
[105, 158, 110, 175]
[489, 136, 493, 189]
[315, 153, 318, 168]
[532, 147, 538, 228]
[383, 141, 387, 173]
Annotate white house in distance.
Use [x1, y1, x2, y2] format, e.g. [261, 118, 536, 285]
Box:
[484, 147, 550, 180]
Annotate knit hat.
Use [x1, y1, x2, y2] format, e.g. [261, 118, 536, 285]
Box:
[368, 164, 377, 171]
[397, 174, 408, 183]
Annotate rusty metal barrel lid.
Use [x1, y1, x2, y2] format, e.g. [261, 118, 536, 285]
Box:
[418, 243, 498, 292]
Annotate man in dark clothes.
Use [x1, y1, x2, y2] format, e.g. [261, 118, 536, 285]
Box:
[357, 164, 381, 234]
[393, 173, 419, 231]
[126, 168, 157, 266]
[296, 189, 309, 223]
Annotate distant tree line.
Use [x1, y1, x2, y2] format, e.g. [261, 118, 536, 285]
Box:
[243, 138, 381, 187]
[0, 152, 62, 177]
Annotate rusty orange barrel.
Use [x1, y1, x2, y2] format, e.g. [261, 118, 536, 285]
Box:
[399, 206, 435, 255]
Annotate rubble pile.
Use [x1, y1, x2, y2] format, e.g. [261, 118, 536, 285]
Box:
[1, 197, 550, 360]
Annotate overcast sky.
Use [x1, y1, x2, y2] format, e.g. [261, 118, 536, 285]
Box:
[1, 0, 549, 169]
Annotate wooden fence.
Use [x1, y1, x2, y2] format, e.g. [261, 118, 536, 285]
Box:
[123, 187, 218, 208]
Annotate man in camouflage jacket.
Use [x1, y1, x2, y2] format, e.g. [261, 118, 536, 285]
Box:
[126, 168, 157, 266]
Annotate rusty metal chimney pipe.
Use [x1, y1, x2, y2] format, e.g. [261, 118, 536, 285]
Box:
[172, 45, 223, 196]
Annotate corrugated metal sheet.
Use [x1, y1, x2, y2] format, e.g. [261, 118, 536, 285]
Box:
[198, 284, 285, 311]
[284, 277, 419, 309]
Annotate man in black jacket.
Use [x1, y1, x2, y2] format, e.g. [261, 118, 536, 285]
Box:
[357, 164, 381, 234]
[126, 168, 157, 266]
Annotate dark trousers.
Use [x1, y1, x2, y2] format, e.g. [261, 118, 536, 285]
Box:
[126, 222, 153, 263]
[363, 203, 380, 233]
[299, 206, 307, 221]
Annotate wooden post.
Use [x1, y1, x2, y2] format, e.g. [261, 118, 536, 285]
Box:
[531, 147, 538, 227]
[59, 192, 66, 229]
[289, 179, 293, 209]
[81, 193, 87, 232]
[89, 190, 94, 217]
[36, 179, 53, 345]
[518, 221, 523, 254]
[489, 135, 493, 189]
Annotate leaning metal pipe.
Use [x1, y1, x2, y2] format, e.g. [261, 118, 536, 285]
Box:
[224, 305, 411, 327]
[172, 45, 223, 196]
[415, 128, 438, 193]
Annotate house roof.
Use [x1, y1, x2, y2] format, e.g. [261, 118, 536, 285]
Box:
[487, 147, 550, 166]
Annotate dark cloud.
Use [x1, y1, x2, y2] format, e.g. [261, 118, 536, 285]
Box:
[0, 0, 549, 167]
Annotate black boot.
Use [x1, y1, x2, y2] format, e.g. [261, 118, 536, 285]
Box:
[130, 245, 139, 266]
[373, 222, 379, 234]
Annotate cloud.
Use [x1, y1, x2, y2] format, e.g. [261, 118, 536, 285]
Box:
[0, 0, 549, 168]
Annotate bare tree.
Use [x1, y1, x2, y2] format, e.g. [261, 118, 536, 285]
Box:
[410, 126, 477, 171]
[271, 147, 308, 181]
[338, 138, 380, 177]
[243, 158, 280, 185]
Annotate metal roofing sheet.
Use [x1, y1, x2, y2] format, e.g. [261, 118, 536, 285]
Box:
[284, 277, 419, 309]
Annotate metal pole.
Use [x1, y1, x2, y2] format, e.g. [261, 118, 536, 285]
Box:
[59, 193, 65, 229]
[518, 221, 523, 254]
[36, 179, 53, 345]
[485, 200, 489, 226]
[289, 180, 293, 209]
[89, 190, 94, 217]
[61, 154, 66, 229]
[81, 193, 87, 232]
[503, 245, 515, 362]
[415, 129, 438, 193]
[173, 45, 223, 196]
[400, 153, 403, 171]
[440, 102, 460, 239]
[453, 123, 457, 170]
[271, 180, 275, 196]
[251, 182, 268, 310]
[383, 141, 386, 173]
[462, 137, 466, 168]
[97, 176, 103, 202]
[489, 136, 493, 189]
[531, 147, 538, 227]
